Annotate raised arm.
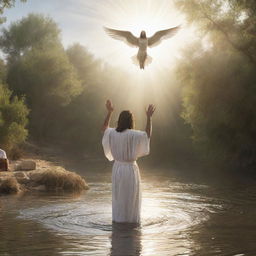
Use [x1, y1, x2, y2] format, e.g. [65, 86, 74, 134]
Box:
[145, 104, 156, 138]
[101, 99, 114, 133]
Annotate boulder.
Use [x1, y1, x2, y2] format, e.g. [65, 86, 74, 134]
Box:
[14, 172, 30, 184]
[18, 160, 36, 171]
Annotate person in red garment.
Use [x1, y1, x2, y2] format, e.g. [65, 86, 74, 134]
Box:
[102, 99, 155, 224]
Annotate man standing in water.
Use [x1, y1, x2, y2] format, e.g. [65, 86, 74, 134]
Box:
[102, 100, 155, 224]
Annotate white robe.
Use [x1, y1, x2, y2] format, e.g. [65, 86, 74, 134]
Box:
[102, 127, 150, 223]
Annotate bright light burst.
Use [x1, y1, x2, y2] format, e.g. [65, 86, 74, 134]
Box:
[71, 0, 196, 123]
[81, 0, 194, 75]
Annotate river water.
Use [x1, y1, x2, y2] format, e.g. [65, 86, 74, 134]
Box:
[1, 163, 256, 256]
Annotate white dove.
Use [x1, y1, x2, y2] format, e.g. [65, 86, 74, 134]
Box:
[104, 26, 180, 69]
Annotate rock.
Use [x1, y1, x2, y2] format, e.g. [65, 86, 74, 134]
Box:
[14, 172, 30, 184]
[18, 160, 36, 171]
[28, 172, 42, 182]
[12, 162, 22, 171]
[32, 185, 46, 191]
[1, 158, 88, 195]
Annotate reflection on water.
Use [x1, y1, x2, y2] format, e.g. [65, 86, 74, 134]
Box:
[111, 222, 142, 256]
[1, 168, 256, 256]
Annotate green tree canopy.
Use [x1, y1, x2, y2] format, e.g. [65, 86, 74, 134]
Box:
[0, 84, 29, 153]
[0, 0, 26, 24]
[8, 47, 82, 107]
[0, 58, 6, 82]
[66, 43, 101, 87]
[3, 14, 82, 140]
[175, 0, 256, 171]
[7, 46, 82, 139]
[0, 13, 61, 61]
[176, 0, 256, 65]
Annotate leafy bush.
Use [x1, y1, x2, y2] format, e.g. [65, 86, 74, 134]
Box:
[0, 84, 29, 154]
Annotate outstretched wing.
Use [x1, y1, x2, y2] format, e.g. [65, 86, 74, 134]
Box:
[104, 27, 139, 48]
[148, 25, 181, 48]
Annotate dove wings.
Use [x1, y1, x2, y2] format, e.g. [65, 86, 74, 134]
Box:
[104, 27, 139, 47]
[104, 26, 180, 48]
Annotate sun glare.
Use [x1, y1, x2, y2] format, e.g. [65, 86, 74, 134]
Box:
[82, 0, 194, 76]
[74, 0, 195, 122]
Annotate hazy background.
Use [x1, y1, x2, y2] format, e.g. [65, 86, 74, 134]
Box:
[0, 0, 255, 174]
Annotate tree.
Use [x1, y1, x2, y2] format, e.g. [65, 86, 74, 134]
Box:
[7, 46, 82, 139]
[0, 84, 29, 154]
[176, 0, 256, 65]
[0, 58, 6, 82]
[66, 43, 101, 87]
[0, 0, 26, 24]
[3, 14, 82, 140]
[175, 0, 256, 171]
[0, 13, 61, 61]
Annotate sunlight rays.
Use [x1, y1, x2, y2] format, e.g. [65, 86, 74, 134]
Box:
[63, 0, 195, 126]
[76, 0, 194, 75]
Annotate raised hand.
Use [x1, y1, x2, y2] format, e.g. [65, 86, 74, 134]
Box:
[106, 99, 114, 113]
[146, 104, 156, 118]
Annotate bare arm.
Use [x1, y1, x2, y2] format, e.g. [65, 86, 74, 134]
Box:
[101, 99, 114, 133]
[145, 104, 156, 138]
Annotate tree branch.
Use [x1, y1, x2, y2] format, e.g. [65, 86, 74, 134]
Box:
[196, 1, 256, 66]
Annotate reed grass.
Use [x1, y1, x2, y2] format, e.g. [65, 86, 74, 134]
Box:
[29, 167, 88, 192]
[0, 177, 20, 194]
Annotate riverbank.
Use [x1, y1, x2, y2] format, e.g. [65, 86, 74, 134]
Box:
[0, 149, 89, 195]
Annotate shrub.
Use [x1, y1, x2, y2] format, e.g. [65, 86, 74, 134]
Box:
[0, 84, 29, 155]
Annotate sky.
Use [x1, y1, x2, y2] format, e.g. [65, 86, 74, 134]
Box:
[2, 0, 195, 73]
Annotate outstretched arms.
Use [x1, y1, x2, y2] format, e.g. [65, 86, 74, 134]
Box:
[101, 99, 114, 133]
[145, 104, 156, 138]
[101, 100, 155, 137]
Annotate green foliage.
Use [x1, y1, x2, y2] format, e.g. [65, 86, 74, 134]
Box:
[3, 14, 82, 139]
[8, 46, 82, 107]
[176, 0, 256, 65]
[0, 13, 61, 60]
[175, 0, 256, 171]
[0, 84, 29, 152]
[66, 43, 101, 87]
[58, 44, 109, 152]
[0, 58, 6, 82]
[7, 46, 82, 139]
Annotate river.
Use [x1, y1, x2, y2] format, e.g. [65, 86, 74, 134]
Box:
[1, 162, 256, 256]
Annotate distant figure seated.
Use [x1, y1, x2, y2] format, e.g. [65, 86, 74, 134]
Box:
[0, 149, 9, 172]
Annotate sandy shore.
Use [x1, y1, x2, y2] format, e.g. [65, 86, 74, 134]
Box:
[0, 153, 89, 195]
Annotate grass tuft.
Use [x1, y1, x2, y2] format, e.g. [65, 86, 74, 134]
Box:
[29, 167, 88, 192]
[0, 177, 20, 194]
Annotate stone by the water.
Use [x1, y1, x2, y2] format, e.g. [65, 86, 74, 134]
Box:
[18, 160, 36, 171]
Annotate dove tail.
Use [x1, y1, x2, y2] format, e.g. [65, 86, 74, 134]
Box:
[131, 55, 139, 66]
[131, 54, 152, 69]
[145, 55, 152, 66]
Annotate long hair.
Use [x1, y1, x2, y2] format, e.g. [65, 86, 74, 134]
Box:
[116, 110, 134, 132]
[140, 31, 146, 39]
